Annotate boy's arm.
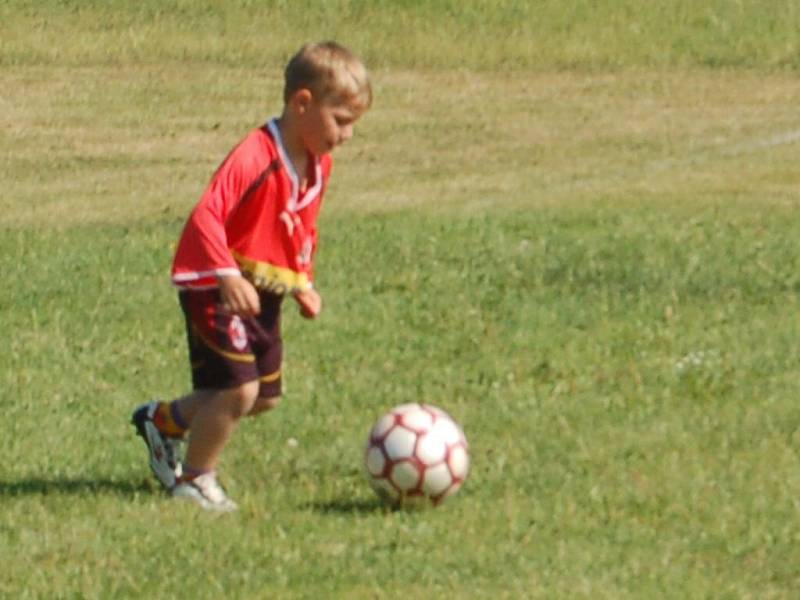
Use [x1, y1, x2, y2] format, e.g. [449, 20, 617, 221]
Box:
[190, 172, 262, 316]
[177, 184, 241, 278]
[172, 131, 266, 291]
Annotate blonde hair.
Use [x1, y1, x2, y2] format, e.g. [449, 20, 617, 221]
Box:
[284, 41, 372, 109]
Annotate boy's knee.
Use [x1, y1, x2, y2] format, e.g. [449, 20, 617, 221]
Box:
[248, 395, 282, 417]
[221, 381, 260, 418]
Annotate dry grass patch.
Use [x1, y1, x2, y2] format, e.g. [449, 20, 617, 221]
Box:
[2, 67, 798, 228]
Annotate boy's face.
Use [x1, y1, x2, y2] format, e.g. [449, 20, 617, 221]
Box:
[297, 92, 366, 156]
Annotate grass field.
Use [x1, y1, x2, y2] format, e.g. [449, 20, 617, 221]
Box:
[2, 1, 800, 598]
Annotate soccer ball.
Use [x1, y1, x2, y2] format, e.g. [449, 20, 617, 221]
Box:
[364, 403, 469, 507]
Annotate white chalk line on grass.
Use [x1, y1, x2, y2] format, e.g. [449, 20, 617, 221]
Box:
[647, 128, 800, 173]
[431, 128, 800, 211]
[460, 128, 800, 211]
[502, 126, 800, 206]
[726, 128, 800, 153]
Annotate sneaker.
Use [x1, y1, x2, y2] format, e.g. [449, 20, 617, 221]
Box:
[131, 401, 183, 490]
[172, 472, 238, 512]
[168, 437, 185, 480]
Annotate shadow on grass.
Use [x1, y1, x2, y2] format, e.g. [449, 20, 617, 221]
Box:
[305, 497, 389, 515]
[0, 477, 151, 498]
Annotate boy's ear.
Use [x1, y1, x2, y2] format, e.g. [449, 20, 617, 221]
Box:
[289, 88, 313, 115]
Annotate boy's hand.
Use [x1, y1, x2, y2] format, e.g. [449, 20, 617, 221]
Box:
[293, 287, 322, 319]
[218, 274, 261, 317]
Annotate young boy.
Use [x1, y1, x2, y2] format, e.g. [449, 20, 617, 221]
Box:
[131, 41, 372, 511]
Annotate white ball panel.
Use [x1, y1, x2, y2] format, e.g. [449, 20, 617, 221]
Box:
[365, 445, 386, 476]
[416, 431, 447, 465]
[383, 426, 417, 460]
[431, 417, 461, 445]
[422, 462, 453, 496]
[400, 408, 433, 432]
[448, 445, 469, 479]
[390, 460, 421, 491]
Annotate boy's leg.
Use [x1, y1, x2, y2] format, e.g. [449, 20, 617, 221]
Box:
[181, 380, 260, 472]
[137, 288, 283, 509]
[131, 401, 184, 490]
[131, 388, 211, 490]
[247, 394, 281, 417]
[171, 380, 259, 512]
[171, 388, 219, 425]
[134, 288, 260, 495]
[173, 287, 263, 474]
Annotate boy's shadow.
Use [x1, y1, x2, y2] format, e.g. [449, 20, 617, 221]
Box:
[2, 480, 395, 514]
[2, 480, 389, 513]
[305, 497, 388, 515]
[0, 477, 149, 498]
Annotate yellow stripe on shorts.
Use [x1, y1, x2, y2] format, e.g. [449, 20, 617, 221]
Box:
[259, 370, 281, 383]
[191, 325, 255, 363]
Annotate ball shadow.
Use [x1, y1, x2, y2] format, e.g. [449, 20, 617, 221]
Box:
[305, 497, 390, 515]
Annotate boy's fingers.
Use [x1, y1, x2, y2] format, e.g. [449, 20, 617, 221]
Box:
[295, 290, 321, 319]
[220, 280, 261, 317]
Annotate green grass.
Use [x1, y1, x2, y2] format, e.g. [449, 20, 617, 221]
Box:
[1, 0, 799, 70]
[3, 205, 800, 597]
[2, 1, 800, 598]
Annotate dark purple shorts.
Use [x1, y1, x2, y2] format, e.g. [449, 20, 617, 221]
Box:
[179, 289, 283, 398]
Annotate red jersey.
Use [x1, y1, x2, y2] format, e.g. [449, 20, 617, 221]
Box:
[171, 119, 332, 295]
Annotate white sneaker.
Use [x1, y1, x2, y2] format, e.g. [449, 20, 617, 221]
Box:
[172, 472, 238, 512]
[131, 401, 183, 490]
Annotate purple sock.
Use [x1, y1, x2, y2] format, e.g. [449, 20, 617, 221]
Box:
[170, 401, 189, 430]
[181, 464, 213, 481]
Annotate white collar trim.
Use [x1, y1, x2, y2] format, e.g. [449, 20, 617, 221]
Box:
[267, 118, 322, 212]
